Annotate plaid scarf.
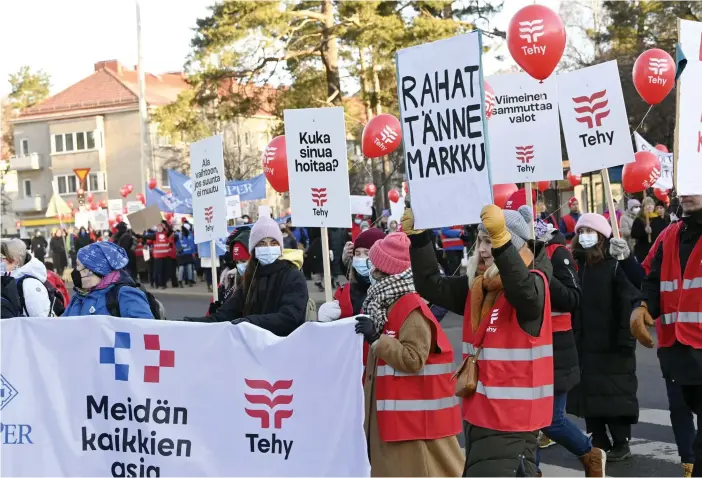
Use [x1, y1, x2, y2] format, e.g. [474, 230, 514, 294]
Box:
[362, 268, 416, 336]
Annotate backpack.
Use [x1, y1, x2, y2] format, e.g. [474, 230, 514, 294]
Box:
[106, 283, 166, 320]
[17, 275, 65, 317]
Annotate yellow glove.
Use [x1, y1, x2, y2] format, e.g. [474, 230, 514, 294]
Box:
[401, 208, 424, 236]
[630, 302, 655, 348]
[480, 205, 511, 248]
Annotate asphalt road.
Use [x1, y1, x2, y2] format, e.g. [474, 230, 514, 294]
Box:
[155, 291, 683, 476]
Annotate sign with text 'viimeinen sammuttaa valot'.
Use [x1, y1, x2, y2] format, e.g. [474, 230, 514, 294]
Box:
[395, 31, 492, 228]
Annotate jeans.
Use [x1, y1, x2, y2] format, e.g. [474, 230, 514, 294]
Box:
[667, 378, 697, 464]
[681, 385, 702, 476]
[178, 263, 194, 283]
[537, 393, 591, 469]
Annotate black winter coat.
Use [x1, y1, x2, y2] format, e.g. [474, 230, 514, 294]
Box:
[545, 232, 581, 394]
[567, 248, 641, 422]
[631, 215, 668, 263]
[186, 259, 308, 337]
[1, 276, 21, 318]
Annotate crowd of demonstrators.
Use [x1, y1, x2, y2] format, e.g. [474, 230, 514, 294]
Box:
[559, 197, 582, 243]
[148, 221, 177, 289]
[175, 219, 197, 287]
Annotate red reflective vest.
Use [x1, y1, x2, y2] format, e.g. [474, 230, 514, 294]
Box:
[440, 226, 464, 250]
[545, 244, 573, 332]
[152, 233, 171, 259]
[334, 283, 354, 319]
[462, 270, 554, 432]
[135, 243, 144, 257]
[562, 214, 577, 244]
[375, 293, 461, 442]
[658, 221, 702, 349]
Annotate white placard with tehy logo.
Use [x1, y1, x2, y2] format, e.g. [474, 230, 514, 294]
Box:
[487, 73, 563, 183]
[190, 135, 227, 243]
[0, 316, 370, 477]
[396, 32, 492, 228]
[676, 19, 702, 195]
[633, 132, 674, 190]
[226, 195, 242, 220]
[557, 61, 635, 175]
[284, 107, 352, 228]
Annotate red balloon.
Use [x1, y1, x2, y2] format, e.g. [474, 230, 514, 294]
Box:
[633, 48, 675, 105]
[622, 151, 662, 193]
[654, 144, 669, 153]
[120, 187, 129, 198]
[567, 170, 582, 187]
[536, 181, 550, 192]
[115, 214, 123, 223]
[362, 114, 402, 158]
[136, 192, 146, 205]
[108, 218, 116, 227]
[507, 5, 566, 81]
[485, 81, 495, 120]
[262, 135, 289, 193]
[493, 183, 519, 208]
[90, 203, 98, 211]
[504, 188, 538, 215]
[654, 187, 670, 203]
[388, 189, 400, 203]
[148, 178, 157, 190]
[125, 184, 134, 194]
[86, 192, 94, 203]
[403, 181, 409, 195]
[164, 212, 174, 222]
[364, 183, 377, 197]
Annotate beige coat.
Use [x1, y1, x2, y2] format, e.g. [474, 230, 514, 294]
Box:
[363, 302, 464, 477]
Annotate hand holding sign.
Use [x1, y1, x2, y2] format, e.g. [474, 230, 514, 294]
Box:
[633, 48, 675, 105]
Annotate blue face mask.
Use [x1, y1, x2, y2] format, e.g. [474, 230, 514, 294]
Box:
[578, 232, 598, 249]
[256, 246, 281, 265]
[352, 257, 370, 277]
[236, 263, 247, 275]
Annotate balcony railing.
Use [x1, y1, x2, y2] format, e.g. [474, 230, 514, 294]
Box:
[14, 195, 46, 212]
[9, 153, 41, 171]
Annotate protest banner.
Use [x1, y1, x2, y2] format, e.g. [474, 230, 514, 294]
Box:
[633, 132, 674, 190]
[284, 107, 352, 301]
[0, 316, 369, 477]
[226, 195, 242, 220]
[674, 19, 702, 195]
[108, 199, 123, 219]
[396, 31, 493, 228]
[486, 73, 563, 184]
[350, 195, 373, 215]
[168, 169, 267, 207]
[126, 205, 162, 234]
[190, 135, 228, 302]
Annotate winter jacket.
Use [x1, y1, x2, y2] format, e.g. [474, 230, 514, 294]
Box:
[1, 276, 21, 318]
[114, 230, 135, 275]
[282, 233, 298, 250]
[559, 212, 581, 240]
[46, 270, 70, 308]
[63, 272, 154, 319]
[631, 214, 669, 263]
[364, 302, 464, 477]
[620, 210, 637, 252]
[463, 421, 539, 477]
[74, 232, 93, 252]
[328, 228, 348, 276]
[291, 227, 308, 248]
[640, 211, 702, 385]
[186, 249, 308, 336]
[176, 231, 196, 265]
[49, 236, 68, 270]
[545, 231, 581, 394]
[31, 235, 48, 261]
[11, 257, 51, 317]
[567, 243, 641, 422]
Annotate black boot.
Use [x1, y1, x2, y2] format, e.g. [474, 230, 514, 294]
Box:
[607, 441, 631, 462]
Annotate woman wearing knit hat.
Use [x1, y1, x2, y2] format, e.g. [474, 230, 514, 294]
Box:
[630, 196, 669, 263]
[208, 228, 251, 316]
[567, 213, 641, 462]
[317, 228, 385, 322]
[184, 214, 308, 337]
[403, 204, 576, 477]
[354, 232, 464, 477]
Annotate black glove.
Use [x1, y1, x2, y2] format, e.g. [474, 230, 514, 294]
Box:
[208, 300, 222, 315]
[355, 315, 380, 344]
[231, 317, 250, 325]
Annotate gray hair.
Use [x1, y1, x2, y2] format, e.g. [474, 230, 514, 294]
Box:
[1, 238, 28, 266]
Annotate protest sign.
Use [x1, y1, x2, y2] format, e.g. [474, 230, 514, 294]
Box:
[633, 132, 674, 190]
[74, 211, 93, 229]
[557, 61, 635, 175]
[168, 169, 267, 205]
[284, 107, 352, 228]
[396, 32, 492, 228]
[126, 201, 145, 214]
[92, 209, 109, 230]
[0, 316, 369, 477]
[486, 73, 563, 183]
[190, 135, 227, 243]
[107, 199, 123, 219]
[226, 195, 242, 220]
[350, 195, 373, 215]
[126, 205, 162, 233]
[674, 19, 702, 195]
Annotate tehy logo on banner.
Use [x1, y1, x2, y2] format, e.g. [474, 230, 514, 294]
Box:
[518, 18, 545, 45]
[311, 187, 328, 209]
[515, 145, 535, 173]
[573, 90, 614, 147]
[204, 206, 214, 224]
[244, 379, 294, 460]
[99, 332, 175, 383]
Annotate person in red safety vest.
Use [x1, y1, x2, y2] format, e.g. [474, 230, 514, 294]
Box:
[151, 223, 171, 289]
[354, 232, 463, 477]
[631, 194, 702, 476]
[559, 197, 582, 244]
[404, 204, 557, 477]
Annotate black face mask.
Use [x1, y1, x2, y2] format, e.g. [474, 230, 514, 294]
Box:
[71, 268, 84, 288]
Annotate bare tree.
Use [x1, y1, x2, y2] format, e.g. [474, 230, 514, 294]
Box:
[559, 0, 607, 70]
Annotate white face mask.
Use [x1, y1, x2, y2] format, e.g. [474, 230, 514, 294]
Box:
[256, 246, 281, 265]
[632, 207, 641, 215]
[236, 263, 247, 275]
[579, 232, 599, 249]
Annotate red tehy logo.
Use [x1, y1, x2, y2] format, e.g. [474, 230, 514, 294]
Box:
[244, 379, 293, 429]
[516, 145, 534, 164]
[143, 334, 175, 383]
[311, 188, 328, 207]
[573, 90, 610, 129]
[204, 206, 214, 223]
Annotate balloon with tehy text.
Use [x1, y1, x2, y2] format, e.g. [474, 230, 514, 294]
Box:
[654, 144, 669, 153]
[567, 170, 582, 187]
[364, 183, 377, 197]
[262, 135, 289, 193]
[485, 81, 495, 120]
[362, 114, 402, 158]
[493, 183, 519, 208]
[536, 181, 550, 192]
[507, 4, 566, 81]
[632, 49, 675, 105]
[622, 151, 661, 193]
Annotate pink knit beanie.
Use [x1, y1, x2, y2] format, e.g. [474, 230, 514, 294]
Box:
[575, 213, 612, 238]
[368, 232, 411, 275]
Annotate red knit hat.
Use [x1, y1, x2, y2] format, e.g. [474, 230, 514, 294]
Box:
[568, 197, 579, 207]
[368, 232, 411, 275]
[354, 227, 385, 252]
[232, 243, 250, 261]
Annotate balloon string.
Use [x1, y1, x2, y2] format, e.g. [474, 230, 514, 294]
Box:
[631, 105, 653, 136]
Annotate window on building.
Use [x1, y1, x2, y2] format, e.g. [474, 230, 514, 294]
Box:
[161, 168, 170, 187]
[86, 131, 95, 149]
[54, 134, 64, 153]
[88, 173, 99, 191]
[23, 179, 31, 197]
[64, 133, 74, 151]
[20, 139, 29, 156]
[76, 132, 85, 150]
[56, 175, 78, 195]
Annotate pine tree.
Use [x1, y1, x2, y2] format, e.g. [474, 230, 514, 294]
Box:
[8, 66, 50, 111]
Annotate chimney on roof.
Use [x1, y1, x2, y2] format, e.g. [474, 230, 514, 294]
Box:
[94, 60, 122, 75]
